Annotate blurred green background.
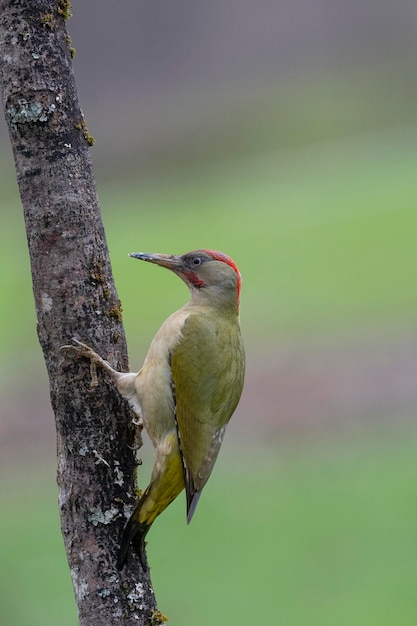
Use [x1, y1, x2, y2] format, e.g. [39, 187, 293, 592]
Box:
[1, 2, 417, 624]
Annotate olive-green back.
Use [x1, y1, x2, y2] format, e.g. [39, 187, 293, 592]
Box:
[171, 311, 245, 492]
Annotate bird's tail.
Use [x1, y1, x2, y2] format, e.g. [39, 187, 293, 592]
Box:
[117, 434, 186, 569]
[116, 495, 151, 570]
[117, 462, 184, 569]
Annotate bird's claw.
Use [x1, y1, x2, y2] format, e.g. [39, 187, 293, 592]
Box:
[59, 343, 81, 368]
[60, 338, 102, 362]
[59, 339, 104, 388]
[60, 338, 118, 389]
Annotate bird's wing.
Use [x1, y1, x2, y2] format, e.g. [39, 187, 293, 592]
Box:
[170, 312, 244, 520]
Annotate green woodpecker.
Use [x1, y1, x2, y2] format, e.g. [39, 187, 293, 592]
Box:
[65, 249, 245, 570]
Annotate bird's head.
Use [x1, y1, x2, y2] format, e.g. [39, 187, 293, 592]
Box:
[130, 249, 242, 312]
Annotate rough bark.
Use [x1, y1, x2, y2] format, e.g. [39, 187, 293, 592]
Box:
[0, 2, 164, 624]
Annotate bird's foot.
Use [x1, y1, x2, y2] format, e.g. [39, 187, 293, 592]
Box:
[60, 337, 100, 359]
[60, 338, 117, 386]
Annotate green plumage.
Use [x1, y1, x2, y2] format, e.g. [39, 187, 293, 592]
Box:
[64, 249, 245, 570]
[171, 310, 245, 517]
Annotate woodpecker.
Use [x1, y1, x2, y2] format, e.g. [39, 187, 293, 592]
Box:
[63, 249, 245, 570]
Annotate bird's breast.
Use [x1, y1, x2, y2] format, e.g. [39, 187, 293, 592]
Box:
[134, 309, 189, 444]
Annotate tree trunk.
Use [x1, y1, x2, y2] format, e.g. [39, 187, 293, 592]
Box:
[0, 2, 164, 624]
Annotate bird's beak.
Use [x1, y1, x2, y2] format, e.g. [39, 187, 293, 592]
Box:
[129, 252, 183, 271]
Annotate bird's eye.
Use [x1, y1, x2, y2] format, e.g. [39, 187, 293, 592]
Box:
[191, 257, 202, 266]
